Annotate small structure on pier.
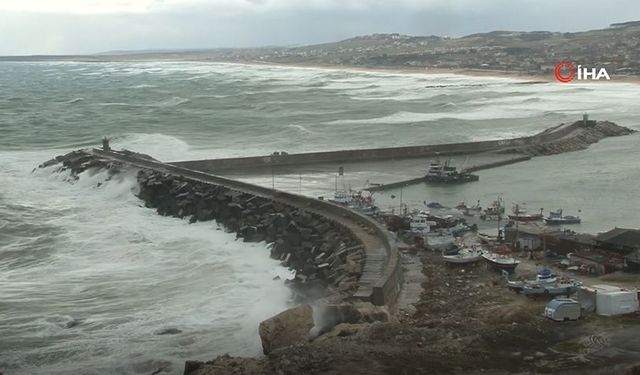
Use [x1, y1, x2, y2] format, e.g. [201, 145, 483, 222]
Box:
[102, 137, 111, 151]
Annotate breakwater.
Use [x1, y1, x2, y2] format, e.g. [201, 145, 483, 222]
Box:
[169, 120, 635, 174]
[39, 149, 401, 309]
[169, 120, 590, 173]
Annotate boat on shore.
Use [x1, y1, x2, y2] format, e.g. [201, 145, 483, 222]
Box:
[544, 209, 581, 225]
[482, 251, 520, 273]
[505, 268, 557, 292]
[504, 268, 582, 296]
[521, 279, 583, 297]
[443, 246, 483, 264]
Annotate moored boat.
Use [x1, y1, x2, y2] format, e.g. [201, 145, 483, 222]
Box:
[544, 209, 581, 225]
[508, 203, 543, 222]
[425, 158, 479, 184]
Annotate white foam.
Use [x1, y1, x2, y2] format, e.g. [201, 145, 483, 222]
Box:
[0, 154, 292, 374]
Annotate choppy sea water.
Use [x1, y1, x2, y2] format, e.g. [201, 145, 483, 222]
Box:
[1, 61, 639, 374]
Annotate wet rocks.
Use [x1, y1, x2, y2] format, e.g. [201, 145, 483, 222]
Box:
[38, 150, 123, 178]
[135, 169, 365, 297]
[505, 120, 636, 157]
[258, 304, 314, 354]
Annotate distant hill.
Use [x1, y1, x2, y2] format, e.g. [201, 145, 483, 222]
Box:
[2, 23, 639, 76]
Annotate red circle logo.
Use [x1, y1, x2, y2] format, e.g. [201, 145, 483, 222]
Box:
[554, 60, 576, 83]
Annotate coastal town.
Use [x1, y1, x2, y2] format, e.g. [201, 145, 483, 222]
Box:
[247, 22, 640, 77]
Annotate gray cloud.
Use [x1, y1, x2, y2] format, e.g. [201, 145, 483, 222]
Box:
[0, 0, 639, 55]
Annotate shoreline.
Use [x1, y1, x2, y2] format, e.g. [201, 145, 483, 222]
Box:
[3, 57, 640, 84]
[245, 60, 640, 85]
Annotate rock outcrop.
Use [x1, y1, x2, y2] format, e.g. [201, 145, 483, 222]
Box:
[258, 304, 314, 354]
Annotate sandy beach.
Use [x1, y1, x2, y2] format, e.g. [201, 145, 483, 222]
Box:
[243, 60, 640, 85]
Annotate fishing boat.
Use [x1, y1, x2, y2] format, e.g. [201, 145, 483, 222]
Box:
[504, 268, 582, 296]
[507, 204, 543, 222]
[481, 196, 504, 220]
[443, 246, 483, 264]
[521, 278, 583, 297]
[482, 251, 520, 273]
[505, 268, 558, 292]
[484, 197, 504, 216]
[330, 190, 353, 205]
[544, 209, 581, 225]
[409, 211, 435, 232]
[425, 158, 479, 183]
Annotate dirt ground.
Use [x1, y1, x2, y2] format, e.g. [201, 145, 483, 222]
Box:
[189, 251, 640, 375]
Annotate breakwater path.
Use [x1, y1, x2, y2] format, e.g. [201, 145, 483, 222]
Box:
[169, 120, 635, 176]
[77, 149, 401, 307]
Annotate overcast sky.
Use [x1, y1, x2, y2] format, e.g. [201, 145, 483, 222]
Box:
[0, 0, 639, 55]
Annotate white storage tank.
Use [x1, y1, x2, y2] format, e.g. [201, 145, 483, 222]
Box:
[592, 284, 639, 316]
[544, 298, 581, 321]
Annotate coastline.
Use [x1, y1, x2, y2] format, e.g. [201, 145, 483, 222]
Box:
[232, 60, 640, 85]
[3, 56, 639, 84]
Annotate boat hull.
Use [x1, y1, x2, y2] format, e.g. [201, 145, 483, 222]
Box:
[482, 254, 520, 273]
[443, 255, 483, 264]
[544, 218, 581, 225]
[522, 284, 581, 297]
[508, 214, 542, 222]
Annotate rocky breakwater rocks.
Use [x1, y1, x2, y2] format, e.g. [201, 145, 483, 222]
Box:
[506, 120, 636, 156]
[136, 169, 366, 300]
[37, 149, 124, 179]
[37, 149, 159, 180]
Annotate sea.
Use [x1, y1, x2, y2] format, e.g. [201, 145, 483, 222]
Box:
[1, 61, 639, 374]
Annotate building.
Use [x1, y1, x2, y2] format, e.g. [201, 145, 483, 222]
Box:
[504, 225, 543, 251]
[624, 249, 640, 273]
[568, 250, 624, 275]
[546, 231, 595, 256]
[595, 228, 640, 254]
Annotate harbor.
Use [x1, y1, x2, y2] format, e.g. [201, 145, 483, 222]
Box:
[165, 118, 640, 373]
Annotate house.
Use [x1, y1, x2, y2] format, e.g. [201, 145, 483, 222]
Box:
[546, 231, 595, 256]
[568, 250, 624, 275]
[595, 228, 640, 254]
[504, 226, 543, 251]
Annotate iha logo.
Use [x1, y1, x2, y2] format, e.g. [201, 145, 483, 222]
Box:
[554, 60, 610, 83]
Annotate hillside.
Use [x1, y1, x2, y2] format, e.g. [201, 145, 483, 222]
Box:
[2, 22, 640, 77]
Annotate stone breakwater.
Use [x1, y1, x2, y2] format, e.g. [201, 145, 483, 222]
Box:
[135, 168, 366, 298]
[39, 150, 367, 300]
[38, 148, 402, 363]
[500, 120, 636, 156]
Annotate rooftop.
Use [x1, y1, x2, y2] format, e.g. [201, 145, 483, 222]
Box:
[596, 228, 640, 249]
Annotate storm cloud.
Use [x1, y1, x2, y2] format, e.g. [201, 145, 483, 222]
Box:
[0, 0, 638, 55]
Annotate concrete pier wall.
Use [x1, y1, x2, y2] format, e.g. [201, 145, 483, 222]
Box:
[169, 122, 582, 172]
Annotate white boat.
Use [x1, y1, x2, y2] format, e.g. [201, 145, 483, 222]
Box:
[330, 190, 353, 205]
[544, 209, 581, 225]
[443, 246, 483, 264]
[409, 211, 435, 232]
[482, 252, 520, 273]
[505, 268, 558, 292]
[521, 278, 583, 297]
